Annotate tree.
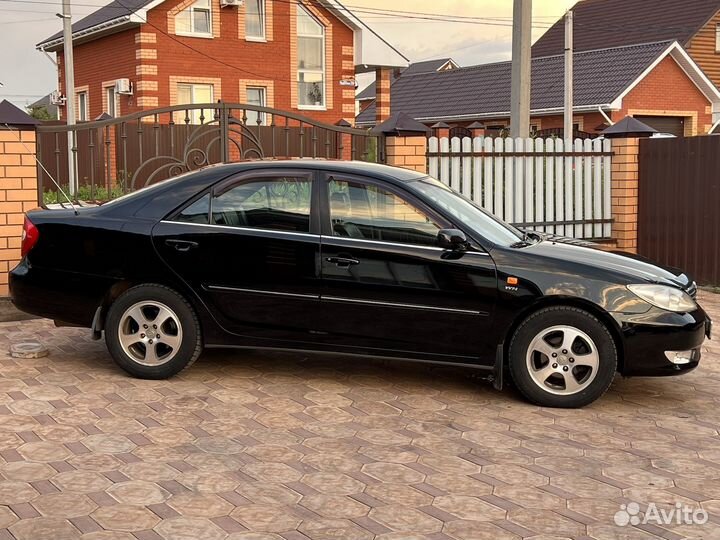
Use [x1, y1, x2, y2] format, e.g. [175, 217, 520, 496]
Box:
[27, 105, 54, 121]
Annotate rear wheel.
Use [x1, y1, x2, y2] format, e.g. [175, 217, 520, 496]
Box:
[508, 306, 617, 408]
[105, 284, 202, 379]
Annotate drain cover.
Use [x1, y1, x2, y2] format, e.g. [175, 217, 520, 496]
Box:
[10, 341, 49, 359]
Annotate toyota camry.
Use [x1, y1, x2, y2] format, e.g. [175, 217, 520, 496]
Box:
[10, 161, 711, 408]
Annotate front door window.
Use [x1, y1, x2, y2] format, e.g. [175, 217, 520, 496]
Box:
[328, 179, 441, 246]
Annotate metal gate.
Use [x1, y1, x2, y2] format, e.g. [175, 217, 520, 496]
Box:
[638, 136, 720, 285]
[36, 102, 382, 204]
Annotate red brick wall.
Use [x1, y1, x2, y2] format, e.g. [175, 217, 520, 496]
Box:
[58, 31, 139, 121]
[58, 0, 355, 124]
[611, 55, 713, 134]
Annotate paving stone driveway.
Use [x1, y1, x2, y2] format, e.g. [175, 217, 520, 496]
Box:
[0, 292, 718, 540]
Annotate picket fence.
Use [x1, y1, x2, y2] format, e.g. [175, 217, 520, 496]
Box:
[427, 136, 613, 239]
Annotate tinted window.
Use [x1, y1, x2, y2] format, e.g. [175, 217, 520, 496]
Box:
[328, 179, 440, 246]
[174, 193, 210, 224]
[212, 177, 311, 232]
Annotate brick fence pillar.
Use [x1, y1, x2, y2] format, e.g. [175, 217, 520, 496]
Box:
[602, 116, 657, 253]
[610, 137, 640, 252]
[0, 127, 39, 296]
[385, 135, 428, 174]
[372, 112, 430, 174]
[375, 67, 392, 125]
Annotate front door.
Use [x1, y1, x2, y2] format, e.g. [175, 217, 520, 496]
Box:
[318, 173, 497, 362]
[153, 170, 323, 345]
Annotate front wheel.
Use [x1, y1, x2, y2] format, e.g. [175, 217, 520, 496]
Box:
[105, 284, 203, 379]
[508, 306, 617, 408]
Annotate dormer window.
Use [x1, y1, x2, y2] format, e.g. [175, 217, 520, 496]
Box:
[176, 0, 212, 37]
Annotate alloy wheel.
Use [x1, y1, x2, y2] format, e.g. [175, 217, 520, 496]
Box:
[118, 301, 183, 366]
[525, 325, 599, 395]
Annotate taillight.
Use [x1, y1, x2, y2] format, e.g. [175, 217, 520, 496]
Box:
[21, 216, 39, 257]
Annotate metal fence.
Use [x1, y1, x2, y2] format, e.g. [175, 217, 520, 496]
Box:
[428, 136, 613, 239]
[638, 135, 720, 285]
[36, 102, 382, 204]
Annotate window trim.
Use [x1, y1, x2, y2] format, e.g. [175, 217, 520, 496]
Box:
[245, 0, 266, 41]
[297, 4, 326, 111]
[716, 23, 720, 52]
[175, 0, 213, 38]
[246, 86, 267, 125]
[77, 91, 89, 122]
[319, 173, 451, 246]
[105, 85, 119, 117]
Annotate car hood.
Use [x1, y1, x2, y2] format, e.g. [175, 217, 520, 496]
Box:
[518, 237, 692, 289]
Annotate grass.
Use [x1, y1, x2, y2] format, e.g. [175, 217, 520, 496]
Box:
[43, 185, 127, 205]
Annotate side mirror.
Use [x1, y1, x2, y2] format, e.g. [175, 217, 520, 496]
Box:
[437, 229, 468, 251]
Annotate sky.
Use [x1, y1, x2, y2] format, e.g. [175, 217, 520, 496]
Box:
[0, 0, 577, 109]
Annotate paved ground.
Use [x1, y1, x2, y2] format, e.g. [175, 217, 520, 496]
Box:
[0, 293, 718, 540]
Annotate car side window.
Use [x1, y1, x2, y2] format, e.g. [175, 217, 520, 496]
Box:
[174, 193, 210, 224]
[211, 176, 311, 233]
[328, 179, 441, 246]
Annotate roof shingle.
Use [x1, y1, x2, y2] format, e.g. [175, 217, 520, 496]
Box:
[357, 41, 671, 125]
[532, 0, 720, 57]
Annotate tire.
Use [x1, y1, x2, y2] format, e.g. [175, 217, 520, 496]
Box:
[508, 306, 617, 408]
[105, 284, 202, 379]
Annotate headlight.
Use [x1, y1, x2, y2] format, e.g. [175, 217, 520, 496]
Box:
[627, 284, 697, 313]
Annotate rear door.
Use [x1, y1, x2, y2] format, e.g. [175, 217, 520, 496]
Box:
[317, 173, 498, 362]
[152, 169, 324, 345]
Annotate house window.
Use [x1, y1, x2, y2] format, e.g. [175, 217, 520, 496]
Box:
[245, 0, 265, 40]
[297, 5, 325, 109]
[77, 91, 88, 121]
[106, 86, 119, 117]
[176, 0, 212, 37]
[716, 23, 720, 52]
[176, 83, 214, 124]
[246, 86, 266, 125]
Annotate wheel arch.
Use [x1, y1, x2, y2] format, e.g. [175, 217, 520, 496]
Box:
[501, 295, 626, 373]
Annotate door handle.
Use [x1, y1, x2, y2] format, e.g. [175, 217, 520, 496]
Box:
[325, 256, 360, 267]
[165, 239, 199, 252]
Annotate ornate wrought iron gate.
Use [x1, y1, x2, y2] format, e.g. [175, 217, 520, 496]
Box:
[36, 102, 382, 203]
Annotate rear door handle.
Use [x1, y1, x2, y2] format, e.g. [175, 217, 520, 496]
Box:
[165, 239, 198, 252]
[325, 256, 360, 267]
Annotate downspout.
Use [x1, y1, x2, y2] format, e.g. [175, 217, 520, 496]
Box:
[598, 105, 614, 126]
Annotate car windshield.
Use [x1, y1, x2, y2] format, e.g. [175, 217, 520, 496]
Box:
[408, 176, 525, 247]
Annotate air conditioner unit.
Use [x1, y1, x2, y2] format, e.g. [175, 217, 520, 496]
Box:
[115, 78, 133, 95]
[220, 0, 243, 7]
[50, 90, 66, 106]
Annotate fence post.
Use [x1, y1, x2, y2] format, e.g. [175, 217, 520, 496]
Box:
[372, 113, 430, 174]
[608, 136, 641, 252]
[0, 102, 40, 296]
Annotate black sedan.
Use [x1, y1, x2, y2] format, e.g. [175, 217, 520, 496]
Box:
[10, 161, 711, 408]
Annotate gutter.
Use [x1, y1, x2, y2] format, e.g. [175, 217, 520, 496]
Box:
[598, 106, 614, 126]
[36, 15, 134, 52]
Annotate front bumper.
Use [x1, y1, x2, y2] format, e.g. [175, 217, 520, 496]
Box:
[614, 306, 710, 376]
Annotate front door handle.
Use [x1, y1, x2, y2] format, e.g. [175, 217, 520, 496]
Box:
[165, 239, 199, 252]
[325, 256, 360, 267]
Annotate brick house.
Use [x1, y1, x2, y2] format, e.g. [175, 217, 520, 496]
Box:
[356, 41, 720, 137]
[532, 0, 720, 134]
[36, 0, 407, 125]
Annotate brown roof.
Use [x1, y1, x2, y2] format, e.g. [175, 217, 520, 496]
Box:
[532, 0, 720, 57]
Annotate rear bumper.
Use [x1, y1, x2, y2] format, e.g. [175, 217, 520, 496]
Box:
[10, 259, 103, 327]
[616, 306, 710, 376]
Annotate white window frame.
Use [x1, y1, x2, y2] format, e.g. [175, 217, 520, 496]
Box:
[297, 5, 326, 111]
[245, 0, 266, 41]
[105, 86, 119, 117]
[716, 23, 720, 52]
[176, 0, 213, 38]
[77, 91, 88, 121]
[246, 86, 267, 125]
[176, 83, 215, 124]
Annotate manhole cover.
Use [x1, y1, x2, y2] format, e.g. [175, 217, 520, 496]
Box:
[10, 341, 49, 359]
